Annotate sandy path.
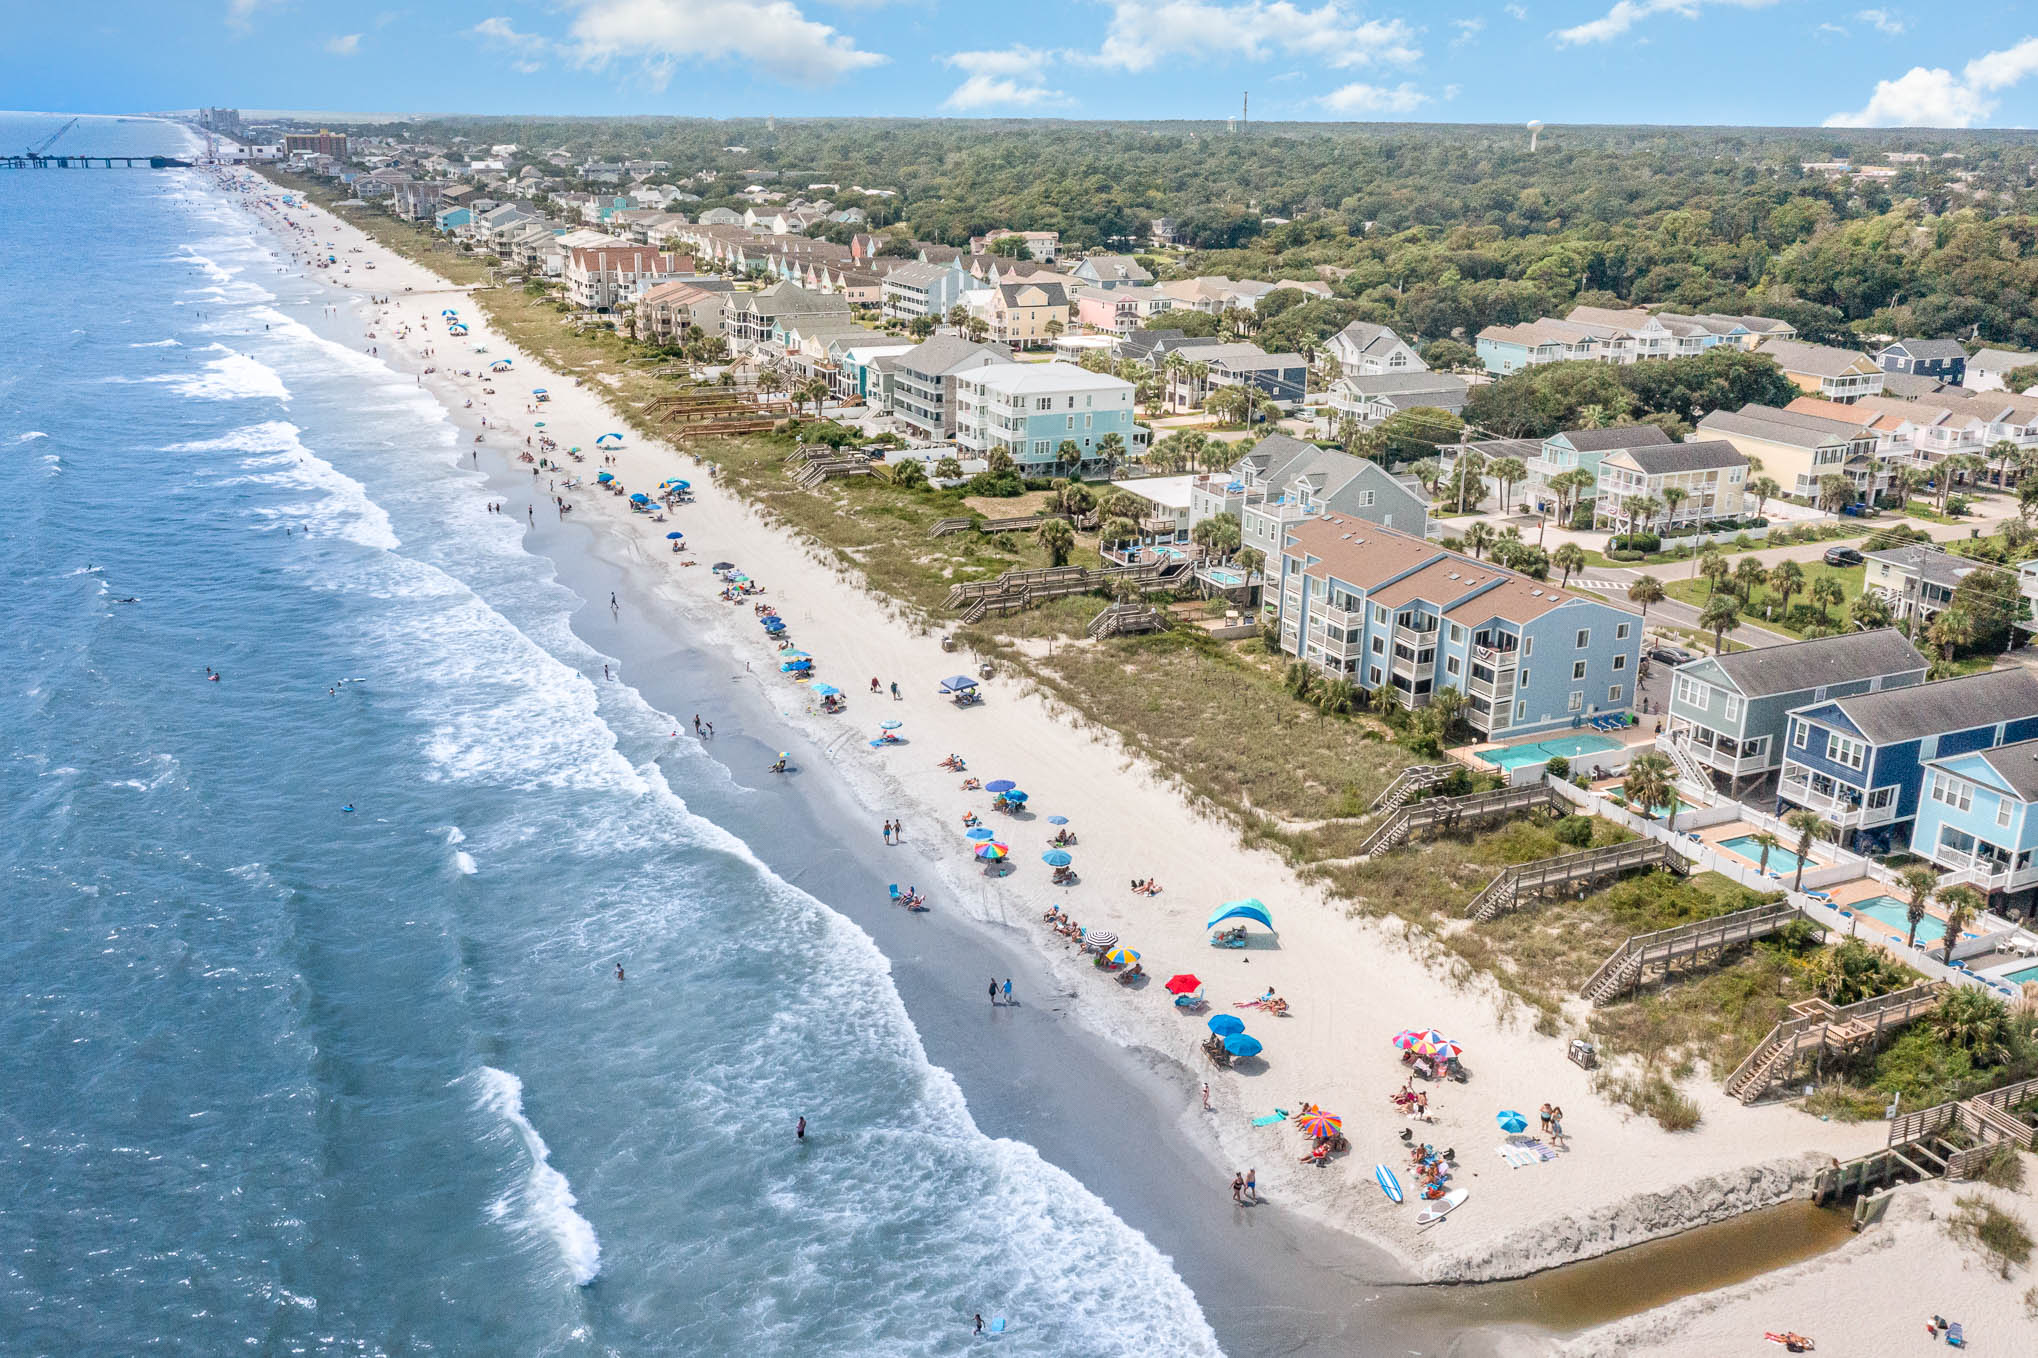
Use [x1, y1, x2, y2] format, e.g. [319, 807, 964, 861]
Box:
[234, 171, 1889, 1285]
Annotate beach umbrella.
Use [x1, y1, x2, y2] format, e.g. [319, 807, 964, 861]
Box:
[1164, 973, 1201, 995]
[1084, 931, 1118, 951]
[1222, 1033, 1263, 1059]
[939, 675, 978, 693]
[727, 572, 749, 583]
[629, 492, 650, 504]
[1047, 815, 1070, 825]
[1003, 790, 1029, 804]
[1041, 849, 1072, 867]
[1496, 1110, 1529, 1135]
[762, 619, 786, 633]
[534, 422, 546, 428]
[1104, 947, 1139, 968]
[1207, 1014, 1245, 1037]
[779, 649, 811, 659]
[1296, 1112, 1342, 1139]
[711, 562, 735, 571]
[596, 471, 614, 483]
[985, 779, 1017, 793]
[1206, 898, 1274, 932]
[666, 531, 685, 539]
[779, 659, 811, 673]
[441, 308, 458, 316]
[811, 683, 840, 696]
[1408, 1030, 1462, 1061]
[974, 842, 1009, 860]
[966, 827, 996, 841]
[1390, 1029, 1425, 1051]
[531, 387, 548, 394]
[879, 720, 902, 731]
[597, 432, 623, 445]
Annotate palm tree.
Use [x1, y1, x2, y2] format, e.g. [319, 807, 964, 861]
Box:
[946, 303, 969, 330]
[1747, 476, 1780, 519]
[1783, 809, 1825, 891]
[1750, 830, 1780, 876]
[1659, 485, 1689, 532]
[1809, 574, 1846, 622]
[1454, 449, 1488, 514]
[1622, 753, 1674, 821]
[1462, 521, 1496, 560]
[1369, 680, 1400, 719]
[1849, 591, 1894, 632]
[1409, 457, 1444, 498]
[1430, 685, 1467, 739]
[1816, 473, 1857, 515]
[1488, 457, 1527, 514]
[1898, 864, 1939, 949]
[1035, 518, 1076, 567]
[1769, 560, 1805, 617]
[1732, 556, 1767, 604]
[1191, 513, 1242, 558]
[797, 376, 830, 418]
[1237, 547, 1265, 577]
[1698, 592, 1741, 654]
[1929, 987, 2014, 1065]
[934, 456, 963, 481]
[1698, 548, 1731, 596]
[1094, 433, 1126, 476]
[1055, 439, 1082, 477]
[1928, 605, 1976, 661]
[1552, 542, 1586, 587]
[1627, 573, 1665, 623]
[1625, 494, 1662, 537]
[1936, 884, 1984, 966]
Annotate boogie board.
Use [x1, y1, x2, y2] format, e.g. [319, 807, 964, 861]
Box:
[989, 1317, 1006, 1335]
[1414, 1188, 1468, 1225]
[1374, 1164, 1403, 1203]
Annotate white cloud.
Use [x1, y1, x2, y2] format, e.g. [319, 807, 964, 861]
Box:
[226, 0, 277, 31]
[1085, 2, 1421, 72]
[1452, 17, 1484, 45]
[1505, 3, 1528, 17]
[472, 16, 551, 71]
[1816, 22, 1846, 37]
[566, 0, 887, 84]
[324, 33, 363, 56]
[1553, 0, 1778, 48]
[1319, 80, 1431, 114]
[942, 47, 1066, 110]
[1826, 35, 2038, 126]
[1855, 8, 1904, 35]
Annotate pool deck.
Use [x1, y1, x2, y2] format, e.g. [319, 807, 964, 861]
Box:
[1460, 721, 1656, 773]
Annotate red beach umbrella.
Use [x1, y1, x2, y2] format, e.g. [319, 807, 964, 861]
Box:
[1165, 973, 1202, 995]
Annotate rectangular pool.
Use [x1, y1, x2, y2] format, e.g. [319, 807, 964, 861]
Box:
[1204, 567, 1245, 586]
[1718, 833, 1822, 878]
[1482, 732, 1622, 772]
[2003, 964, 2038, 986]
[1847, 894, 1945, 945]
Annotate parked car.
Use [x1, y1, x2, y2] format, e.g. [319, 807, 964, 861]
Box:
[1648, 643, 1697, 667]
[1822, 546, 1865, 567]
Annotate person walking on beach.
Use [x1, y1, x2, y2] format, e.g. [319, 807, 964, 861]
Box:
[1231, 1172, 1244, 1204]
[1550, 1107, 1565, 1148]
[1539, 1103, 1553, 1137]
[883, 820, 893, 845]
[890, 680, 900, 701]
[893, 820, 903, 843]
[1001, 978, 1012, 1005]
[1202, 1082, 1211, 1111]
[1245, 1169, 1257, 1203]
[989, 978, 999, 1006]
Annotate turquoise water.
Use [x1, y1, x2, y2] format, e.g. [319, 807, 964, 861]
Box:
[1483, 732, 1622, 771]
[1719, 833, 1821, 877]
[1602, 784, 1671, 815]
[1205, 567, 1245, 586]
[1848, 895, 1947, 945]
[2003, 964, 2038, 985]
[0, 115, 1215, 1357]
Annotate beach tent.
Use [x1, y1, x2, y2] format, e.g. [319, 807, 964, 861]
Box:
[1002, 790, 1028, 804]
[490, 359, 512, 372]
[1205, 899, 1274, 932]
[811, 683, 841, 697]
[596, 433, 623, 446]
[711, 562, 735, 572]
[939, 675, 978, 693]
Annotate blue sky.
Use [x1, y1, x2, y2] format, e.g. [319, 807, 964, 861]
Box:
[10, 2, 2038, 129]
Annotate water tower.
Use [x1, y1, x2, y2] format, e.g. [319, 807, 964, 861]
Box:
[1527, 119, 1545, 152]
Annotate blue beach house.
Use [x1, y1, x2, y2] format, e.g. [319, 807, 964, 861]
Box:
[1914, 737, 2038, 913]
[434, 207, 472, 234]
[1777, 667, 2038, 854]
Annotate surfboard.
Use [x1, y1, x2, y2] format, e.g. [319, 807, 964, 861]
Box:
[1374, 1164, 1402, 1203]
[1415, 1188, 1468, 1225]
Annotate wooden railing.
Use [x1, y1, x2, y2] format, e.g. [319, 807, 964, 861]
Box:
[1581, 899, 1801, 1004]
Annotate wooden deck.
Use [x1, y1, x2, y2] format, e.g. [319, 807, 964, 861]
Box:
[1356, 781, 1567, 859]
[1580, 900, 1804, 1004]
[1725, 982, 1943, 1104]
[1466, 837, 1684, 922]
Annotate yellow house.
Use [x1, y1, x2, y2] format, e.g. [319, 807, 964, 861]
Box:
[1696, 404, 1887, 504]
[1753, 338, 1884, 403]
[984, 281, 1072, 351]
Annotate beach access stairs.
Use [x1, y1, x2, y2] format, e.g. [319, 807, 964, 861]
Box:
[1087, 602, 1167, 640]
[930, 514, 1066, 538]
[644, 388, 793, 439]
[1581, 900, 1804, 1005]
[1355, 781, 1566, 860]
[1813, 1075, 2038, 1206]
[945, 559, 1193, 625]
[1660, 729, 1714, 790]
[1465, 837, 1685, 923]
[782, 445, 877, 488]
[1369, 764, 1454, 815]
[1725, 982, 1944, 1104]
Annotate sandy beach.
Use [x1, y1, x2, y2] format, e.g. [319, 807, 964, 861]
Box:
[228, 170, 1927, 1338]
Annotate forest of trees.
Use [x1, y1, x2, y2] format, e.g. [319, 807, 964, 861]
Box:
[374, 116, 2038, 351]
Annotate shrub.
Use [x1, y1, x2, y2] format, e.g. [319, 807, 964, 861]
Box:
[1545, 755, 1571, 780]
[1948, 1193, 2034, 1278]
[1553, 814, 1594, 847]
[1979, 1143, 2028, 1192]
[1611, 531, 1662, 553]
[1607, 548, 1647, 562]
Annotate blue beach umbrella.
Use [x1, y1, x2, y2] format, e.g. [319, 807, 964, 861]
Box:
[1497, 1110, 1529, 1135]
[597, 432, 623, 445]
[967, 827, 996, 841]
[879, 719, 903, 730]
[532, 387, 548, 395]
[811, 683, 841, 696]
[1003, 790, 1028, 804]
[1041, 849, 1072, 867]
[1047, 815, 1070, 825]
[595, 471, 614, 483]
[985, 779, 1016, 793]
[666, 531, 685, 539]
[1223, 1033, 1263, 1059]
[629, 492, 650, 505]
[1207, 1014, 1244, 1037]
[779, 649, 811, 659]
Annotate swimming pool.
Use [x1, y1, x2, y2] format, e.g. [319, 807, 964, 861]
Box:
[1718, 833, 1822, 878]
[1204, 567, 1246, 586]
[1482, 732, 1623, 772]
[2003, 963, 2038, 986]
[1602, 784, 1672, 815]
[1847, 894, 1946, 945]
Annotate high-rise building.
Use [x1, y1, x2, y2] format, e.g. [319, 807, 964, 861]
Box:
[283, 130, 349, 159]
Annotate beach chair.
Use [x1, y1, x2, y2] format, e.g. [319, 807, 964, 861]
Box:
[1946, 1321, 1964, 1347]
[887, 884, 902, 903]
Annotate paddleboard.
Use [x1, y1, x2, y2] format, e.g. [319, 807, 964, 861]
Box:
[1415, 1188, 1468, 1225]
[1374, 1164, 1403, 1203]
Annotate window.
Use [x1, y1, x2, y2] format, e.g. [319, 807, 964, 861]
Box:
[1723, 695, 1742, 723]
[1449, 624, 1466, 644]
[1524, 637, 1534, 657]
[1998, 798, 2015, 829]
[1369, 666, 1383, 685]
[1515, 699, 1528, 721]
[1520, 669, 1531, 687]
[1791, 721, 1807, 749]
[1827, 733, 1866, 772]
[1568, 691, 1585, 712]
[1608, 684, 1624, 704]
[1867, 787, 1895, 811]
[1371, 637, 1385, 655]
[1615, 623, 1630, 640]
[1931, 774, 1973, 813]
[1568, 660, 1585, 680]
[1373, 605, 1387, 625]
[1613, 653, 1627, 672]
[1446, 656, 1461, 676]
[1675, 676, 1708, 710]
[1576, 629, 1590, 649]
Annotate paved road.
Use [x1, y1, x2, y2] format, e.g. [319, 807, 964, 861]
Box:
[1569, 559, 1799, 650]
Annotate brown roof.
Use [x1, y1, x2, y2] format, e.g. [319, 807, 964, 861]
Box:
[1786, 396, 1906, 432]
[1281, 517, 1628, 625]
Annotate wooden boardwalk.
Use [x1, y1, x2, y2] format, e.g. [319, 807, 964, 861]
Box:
[1813, 1076, 2038, 1205]
[1581, 900, 1803, 1004]
[1466, 837, 1683, 922]
[1356, 781, 1565, 859]
[1725, 983, 1943, 1104]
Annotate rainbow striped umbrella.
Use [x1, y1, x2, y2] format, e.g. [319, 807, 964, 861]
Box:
[1405, 1029, 1462, 1061]
[973, 842, 1009, 860]
[1295, 1112, 1342, 1139]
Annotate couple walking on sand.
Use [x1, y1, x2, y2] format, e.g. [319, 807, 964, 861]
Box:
[883, 819, 906, 844]
[1230, 1169, 1258, 1204]
[988, 978, 1012, 1005]
[1539, 1102, 1567, 1147]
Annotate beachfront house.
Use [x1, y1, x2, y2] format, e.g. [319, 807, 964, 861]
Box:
[1164, 343, 1310, 412]
[887, 335, 1014, 442]
[1696, 404, 1887, 505]
[1189, 434, 1429, 557]
[1274, 516, 1642, 739]
[1863, 544, 2017, 627]
[1661, 630, 1930, 794]
[1913, 736, 2038, 911]
[1752, 338, 1885, 404]
[1776, 668, 2038, 855]
[723, 282, 850, 354]
[951, 362, 1139, 472]
[1593, 440, 1749, 532]
[563, 246, 693, 312]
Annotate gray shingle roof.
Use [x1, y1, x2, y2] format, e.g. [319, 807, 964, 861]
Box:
[1709, 629, 1928, 698]
[1891, 338, 1969, 361]
[1699, 405, 1862, 449]
[1823, 668, 2038, 746]
[896, 334, 1012, 376]
[1967, 736, 2038, 802]
[1555, 425, 1674, 453]
[1862, 543, 2004, 591]
[1756, 338, 1876, 378]
[1619, 439, 1748, 475]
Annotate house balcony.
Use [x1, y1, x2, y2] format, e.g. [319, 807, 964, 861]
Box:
[1472, 642, 1519, 667]
[1929, 848, 2038, 893]
[1662, 724, 1771, 777]
[1777, 774, 1897, 829]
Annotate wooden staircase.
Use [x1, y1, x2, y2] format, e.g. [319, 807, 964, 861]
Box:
[1355, 781, 1567, 860]
[1466, 837, 1684, 923]
[1369, 764, 1453, 815]
[941, 558, 1194, 622]
[1581, 900, 1802, 1005]
[1087, 602, 1167, 639]
[1725, 983, 1943, 1104]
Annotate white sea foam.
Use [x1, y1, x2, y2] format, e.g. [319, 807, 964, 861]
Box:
[16, 431, 48, 441]
[172, 421, 399, 550]
[168, 348, 289, 403]
[129, 339, 181, 348]
[454, 851, 478, 876]
[472, 1067, 601, 1287]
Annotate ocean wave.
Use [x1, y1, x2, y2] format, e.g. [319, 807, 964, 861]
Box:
[174, 421, 399, 550]
[129, 339, 181, 348]
[472, 1067, 601, 1287]
[168, 349, 289, 403]
[455, 851, 478, 876]
[16, 431, 48, 441]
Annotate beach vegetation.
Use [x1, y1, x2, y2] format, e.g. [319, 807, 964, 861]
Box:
[1947, 1193, 2033, 1279]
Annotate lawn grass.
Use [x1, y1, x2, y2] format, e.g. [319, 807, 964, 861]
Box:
[1662, 561, 1865, 638]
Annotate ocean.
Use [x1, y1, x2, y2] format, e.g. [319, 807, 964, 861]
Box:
[0, 115, 1220, 1356]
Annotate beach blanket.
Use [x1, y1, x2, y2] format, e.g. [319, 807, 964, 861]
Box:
[1495, 1143, 1555, 1168]
[1250, 1109, 1290, 1128]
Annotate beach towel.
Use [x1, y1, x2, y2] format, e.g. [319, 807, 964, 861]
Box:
[1495, 1144, 1543, 1169]
[1250, 1109, 1291, 1128]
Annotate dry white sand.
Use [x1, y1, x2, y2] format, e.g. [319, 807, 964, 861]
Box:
[237, 171, 1893, 1286]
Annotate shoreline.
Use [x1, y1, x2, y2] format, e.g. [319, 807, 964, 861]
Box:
[226, 168, 1898, 1342]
